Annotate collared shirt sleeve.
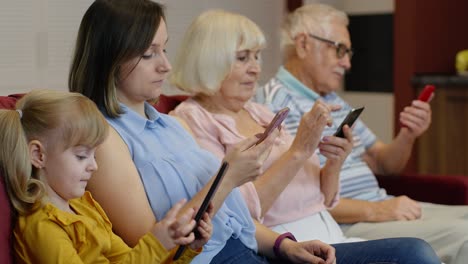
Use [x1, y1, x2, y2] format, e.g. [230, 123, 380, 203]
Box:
[91, 194, 200, 264]
[14, 219, 86, 264]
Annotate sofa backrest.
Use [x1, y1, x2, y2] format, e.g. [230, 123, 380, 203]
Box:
[0, 175, 13, 264]
[0, 94, 21, 264]
[154, 94, 189, 114]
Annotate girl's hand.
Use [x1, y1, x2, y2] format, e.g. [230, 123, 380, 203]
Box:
[150, 199, 196, 250]
[189, 203, 214, 250]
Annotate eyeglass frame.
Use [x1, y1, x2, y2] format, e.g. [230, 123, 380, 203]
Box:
[308, 33, 353, 59]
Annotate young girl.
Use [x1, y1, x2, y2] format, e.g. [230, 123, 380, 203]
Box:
[0, 89, 212, 264]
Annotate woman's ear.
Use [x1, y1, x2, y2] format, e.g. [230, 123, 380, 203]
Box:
[29, 140, 46, 169]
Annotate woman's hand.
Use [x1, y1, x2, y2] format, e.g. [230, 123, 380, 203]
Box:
[279, 239, 336, 264]
[222, 128, 279, 187]
[150, 199, 196, 250]
[290, 100, 340, 159]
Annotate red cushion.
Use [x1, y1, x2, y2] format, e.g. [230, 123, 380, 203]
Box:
[0, 94, 24, 110]
[0, 175, 13, 264]
[154, 94, 189, 114]
[0, 94, 21, 263]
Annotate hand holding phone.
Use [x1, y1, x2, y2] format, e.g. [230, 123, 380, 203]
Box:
[333, 107, 365, 138]
[173, 162, 229, 261]
[401, 85, 435, 128]
[417, 84, 435, 102]
[255, 107, 290, 145]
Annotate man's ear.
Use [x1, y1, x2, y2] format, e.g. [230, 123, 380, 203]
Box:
[29, 140, 46, 169]
[294, 33, 308, 59]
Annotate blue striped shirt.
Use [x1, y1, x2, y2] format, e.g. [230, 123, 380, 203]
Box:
[254, 66, 389, 202]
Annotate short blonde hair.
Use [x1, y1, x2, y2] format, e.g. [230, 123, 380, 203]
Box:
[281, 4, 348, 58]
[0, 90, 108, 215]
[170, 9, 266, 95]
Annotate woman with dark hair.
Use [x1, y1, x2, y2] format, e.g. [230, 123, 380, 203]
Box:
[69, 1, 337, 263]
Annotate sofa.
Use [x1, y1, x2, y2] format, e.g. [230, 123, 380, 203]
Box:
[1, 92, 468, 262]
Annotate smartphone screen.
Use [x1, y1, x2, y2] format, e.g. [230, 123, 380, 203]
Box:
[255, 107, 290, 145]
[173, 161, 229, 260]
[333, 107, 365, 138]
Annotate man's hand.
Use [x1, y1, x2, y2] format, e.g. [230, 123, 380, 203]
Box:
[279, 239, 336, 264]
[399, 100, 432, 138]
[371, 196, 422, 222]
[319, 124, 353, 165]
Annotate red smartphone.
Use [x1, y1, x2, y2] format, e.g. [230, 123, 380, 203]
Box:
[417, 84, 435, 102]
[255, 107, 290, 145]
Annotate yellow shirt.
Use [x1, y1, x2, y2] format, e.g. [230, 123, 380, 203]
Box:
[14, 191, 198, 264]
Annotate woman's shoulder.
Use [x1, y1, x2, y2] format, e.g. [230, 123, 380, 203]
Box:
[171, 99, 217, 127]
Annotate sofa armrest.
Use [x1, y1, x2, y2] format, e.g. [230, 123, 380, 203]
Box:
[376, 173, 468, 205]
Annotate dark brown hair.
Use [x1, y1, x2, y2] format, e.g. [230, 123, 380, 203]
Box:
[69, 0, 165, 117]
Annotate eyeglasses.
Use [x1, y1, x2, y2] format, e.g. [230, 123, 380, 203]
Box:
[308, 34, 353, 59]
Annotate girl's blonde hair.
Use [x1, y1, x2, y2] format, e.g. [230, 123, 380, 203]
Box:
[0, 89, 109, 215]
[170, 9, 266, 95]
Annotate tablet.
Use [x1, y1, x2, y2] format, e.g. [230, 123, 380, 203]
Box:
[173, 161, 229, 260]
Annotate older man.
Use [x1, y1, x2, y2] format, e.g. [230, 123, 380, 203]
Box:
[255, 3, 468, 264]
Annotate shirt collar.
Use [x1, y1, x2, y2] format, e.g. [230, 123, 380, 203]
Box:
[119, 102, 167, 133]
[276, 66, 321, 101]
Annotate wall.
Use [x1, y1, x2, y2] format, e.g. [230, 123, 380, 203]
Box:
[161, 0, 283, 94]
[0, 0, 394, 142]
[0, 0, 283, 96]
[0, 0, 94, 95]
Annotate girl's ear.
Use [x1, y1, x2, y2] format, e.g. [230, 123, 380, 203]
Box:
[29, 140, 46, 169]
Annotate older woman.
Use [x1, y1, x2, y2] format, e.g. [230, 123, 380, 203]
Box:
[170, 9, 440, 264]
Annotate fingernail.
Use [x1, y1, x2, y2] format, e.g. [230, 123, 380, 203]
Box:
[322, 136, 329, 142]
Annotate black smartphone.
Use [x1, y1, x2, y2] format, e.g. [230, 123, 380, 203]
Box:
[333, 107, 365, 138]
[173, 161, 229, 261]
[255, 107, 290, 145]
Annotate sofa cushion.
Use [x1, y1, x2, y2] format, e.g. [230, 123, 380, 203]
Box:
[154, 94, 189, 114]
[0, 94, 21, 263]
[0, 174, 13, 264]
[0, 94, 24, 110]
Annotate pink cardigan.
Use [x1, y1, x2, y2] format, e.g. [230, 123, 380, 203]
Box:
[172, 99, 339, 227]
